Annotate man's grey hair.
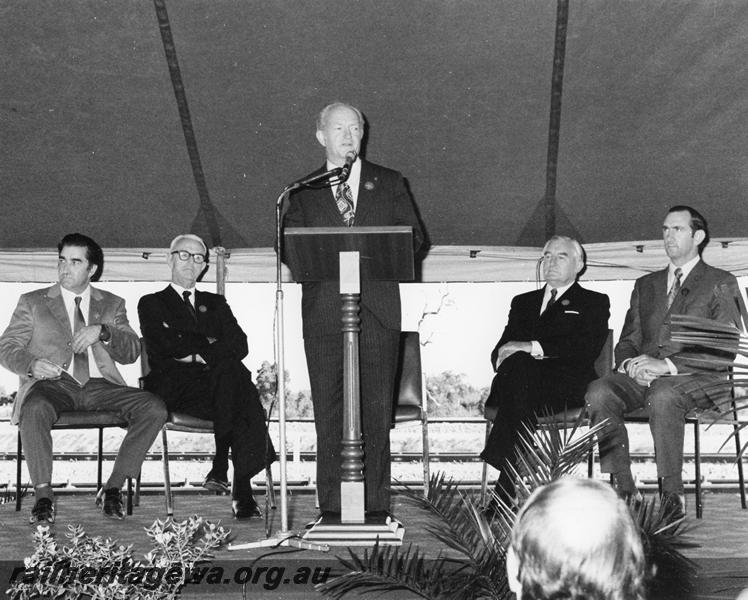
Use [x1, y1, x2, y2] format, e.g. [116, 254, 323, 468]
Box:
[543, 235, 585, 265]
[169, 234, 207, 255]
[316, 102, 364, 131]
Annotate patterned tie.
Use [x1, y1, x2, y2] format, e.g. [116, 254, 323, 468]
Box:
[183, 290, 197, 320]
[335, 182, 355, 227]
[667, 267, 683, 309]
[543, 288, 558, 314]
[73, 296, 89, 385]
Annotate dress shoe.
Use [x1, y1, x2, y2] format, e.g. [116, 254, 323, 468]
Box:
[660, 492, 686, 522]
[232, 497, 262, 519]
[202, 473, 230, 494]
[29, 497, 55, 525]
[96, 487, 125, 520]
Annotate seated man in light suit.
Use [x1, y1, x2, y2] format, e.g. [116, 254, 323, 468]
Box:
[586, 205, 743, 518]
[480, 236, 610, 503]
[0, 233, 167, 523]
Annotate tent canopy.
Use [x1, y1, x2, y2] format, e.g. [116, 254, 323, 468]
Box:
[2, 1, 747, 261]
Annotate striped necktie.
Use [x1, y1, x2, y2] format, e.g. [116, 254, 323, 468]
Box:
[667, 267, 682, 309]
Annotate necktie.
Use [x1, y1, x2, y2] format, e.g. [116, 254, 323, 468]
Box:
[335, 182, 355, 227]
[543, 288, 557, 314]
[667, 267, 683, 309]
[183, 290, 197, 320]
[73, 296, 89, 385]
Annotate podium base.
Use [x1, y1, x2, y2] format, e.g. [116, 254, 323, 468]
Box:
[302, 513, 405, 546]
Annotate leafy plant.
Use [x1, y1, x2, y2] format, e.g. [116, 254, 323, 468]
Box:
[7, 515, 229, 600]
[317, 415, 698, 600]
[670, 313, 748, 455]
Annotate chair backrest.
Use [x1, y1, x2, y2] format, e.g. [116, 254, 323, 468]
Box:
[393, 331, 423, 422]
[593, 329, 614, 378]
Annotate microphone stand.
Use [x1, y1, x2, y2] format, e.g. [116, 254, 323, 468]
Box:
[229, 172, 341, 553]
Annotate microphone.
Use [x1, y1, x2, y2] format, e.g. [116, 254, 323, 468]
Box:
[339, 151, 357, 181]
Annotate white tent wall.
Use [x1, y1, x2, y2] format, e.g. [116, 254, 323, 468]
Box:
[0, 243, 746, 399]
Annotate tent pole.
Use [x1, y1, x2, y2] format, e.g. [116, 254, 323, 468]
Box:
[544, 0, 570, 240]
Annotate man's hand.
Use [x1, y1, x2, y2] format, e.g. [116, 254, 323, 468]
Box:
[624, 354, 670, 386]
[175, 354, 207, 364]
[71, 325, 103, 354]
[30, 358, 63, 380]
[495, 341, 532, 370]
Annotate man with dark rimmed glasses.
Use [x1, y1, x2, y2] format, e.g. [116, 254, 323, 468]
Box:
[138, 234, 276, 519]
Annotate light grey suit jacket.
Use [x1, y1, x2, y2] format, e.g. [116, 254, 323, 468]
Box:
[0, 283, 141, 424]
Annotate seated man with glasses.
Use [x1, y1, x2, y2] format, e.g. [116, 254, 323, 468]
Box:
[138, 234, 276, 518]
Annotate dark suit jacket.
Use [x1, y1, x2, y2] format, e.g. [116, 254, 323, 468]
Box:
[0, 283, 141, 424]
[137, 286, 249, 392]
[283, 159, 425, 337]
[615, 260, 743, 372]
[487, 282, 610, 404]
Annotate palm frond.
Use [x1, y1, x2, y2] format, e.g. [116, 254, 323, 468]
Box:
[316, 543, 448, 599]
[506, 411, 607, 503]
[630, 495, 699, 600]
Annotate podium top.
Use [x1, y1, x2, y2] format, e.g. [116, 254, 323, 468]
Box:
[284, 226, 415, 282]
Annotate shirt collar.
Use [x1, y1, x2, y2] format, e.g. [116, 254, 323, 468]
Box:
[170, 283, 196, 299]
[60, 284, 91, 304]
[545, 282, 574, 299]
[669, 255, 700, 282]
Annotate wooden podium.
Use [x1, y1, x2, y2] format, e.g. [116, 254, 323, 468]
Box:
[284, 226, 414, 545]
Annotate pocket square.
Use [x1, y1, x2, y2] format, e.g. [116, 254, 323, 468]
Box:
[564, 310, 580, 315]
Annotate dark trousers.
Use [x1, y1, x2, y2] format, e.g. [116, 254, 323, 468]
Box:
[20, 375, 167, 486]
[305, 314, 399, 513]
[148, 360, 275, 481]
[585, 371, 720, 493]
[480, 353, 584, 480]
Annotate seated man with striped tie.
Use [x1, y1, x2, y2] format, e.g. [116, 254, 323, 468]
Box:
[0, 233, 167, 524]
[480, 236, 610, 505]
[586, 206, 743, 520]
[138, 234, 276, 519]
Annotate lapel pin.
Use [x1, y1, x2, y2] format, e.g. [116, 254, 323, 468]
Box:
[198, 305, 207, 313]
[364, 181, 375, 191]
[561, 299, 570, 306]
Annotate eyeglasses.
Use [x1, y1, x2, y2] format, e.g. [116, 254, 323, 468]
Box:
[171, 250, 206, 264]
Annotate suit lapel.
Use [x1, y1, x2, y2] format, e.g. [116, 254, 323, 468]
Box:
[89, 286, 104, 325]
[669, 260, 704, 313]
[45, 284, 72, 333]
[353, 161, 374, 226]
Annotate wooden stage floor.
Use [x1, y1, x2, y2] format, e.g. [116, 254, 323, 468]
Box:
[1, 488, 748, 599]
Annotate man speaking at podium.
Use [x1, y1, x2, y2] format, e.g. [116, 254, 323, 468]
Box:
[284, 102, 425, 521]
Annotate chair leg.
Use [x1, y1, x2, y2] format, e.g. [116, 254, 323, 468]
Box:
[421, 415, 430, 499]
[126, 477, 133, 516]
[16, 431, 22, 512]
[265, 466, 276, 509]
[161, 429, 173, 516]
[587, 447, 594, 478]
[694, 419, 702, 519]
[97, 427, 104, 490]
[732, 400, 747, 510]
[480, 421, 492, 506]
[134, 471, 141, 507]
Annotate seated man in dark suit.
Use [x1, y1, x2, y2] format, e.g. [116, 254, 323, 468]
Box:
[0, 233, 167, 523]
[480, 236, 610, 502]
[586, 206, 743, 517]
[138, 234, 276, 519]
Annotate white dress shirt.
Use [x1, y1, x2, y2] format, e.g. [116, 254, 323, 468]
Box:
[60, 285, 103, 379]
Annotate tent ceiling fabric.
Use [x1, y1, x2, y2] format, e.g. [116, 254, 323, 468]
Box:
[2, 1, 747, 250]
